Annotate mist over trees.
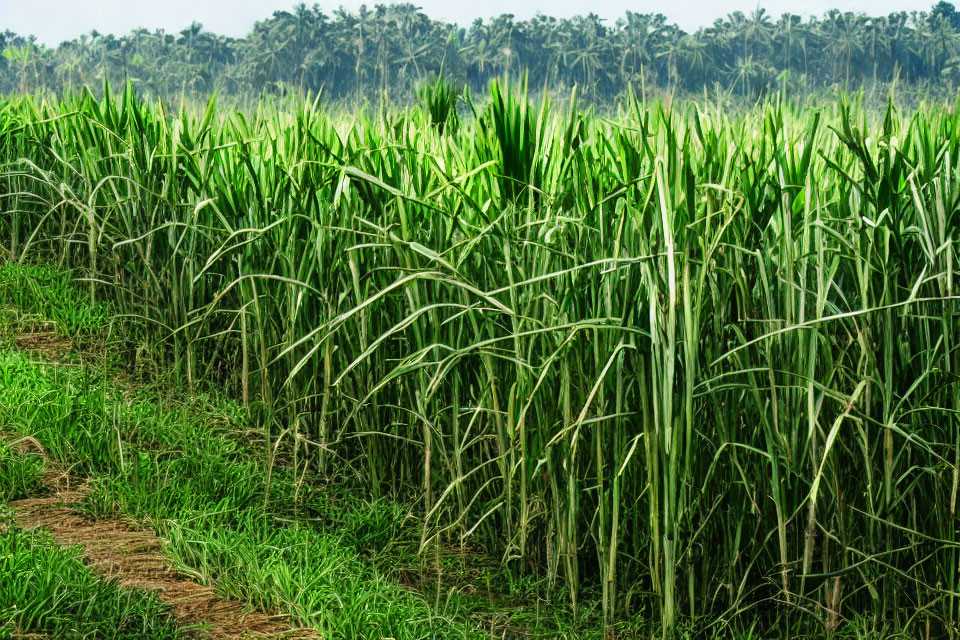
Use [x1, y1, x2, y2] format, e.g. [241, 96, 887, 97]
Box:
[3, 2, 960, 100]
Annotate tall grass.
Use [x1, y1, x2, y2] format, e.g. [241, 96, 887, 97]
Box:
[1, 81, 959, 637]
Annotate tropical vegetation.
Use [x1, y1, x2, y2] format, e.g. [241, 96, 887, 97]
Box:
[5, 3, 960, 100]
[0, 74, 959, 639]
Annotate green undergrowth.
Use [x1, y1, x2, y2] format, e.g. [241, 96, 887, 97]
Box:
[0, 443, 43, 501]
[0, 349, 493, 639]
[0, 517, 183, 640]
[0, 262, 111, 342]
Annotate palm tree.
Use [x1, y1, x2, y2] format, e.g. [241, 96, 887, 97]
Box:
[825, 10, 864, 86]
[2, 41, 37, 92]
[615, 12, 661, 86]
[774, 14, 802, 74]
[743, 8, 774, 61]
[922, 14, 959, 76]
[862, 18, 891, 84]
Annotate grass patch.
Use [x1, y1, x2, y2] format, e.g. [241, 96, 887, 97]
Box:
[0, 523, 182, 640]
[0, 350, 492, 639]
[0, 263, 110, 342]
[0, 443, 43, 501]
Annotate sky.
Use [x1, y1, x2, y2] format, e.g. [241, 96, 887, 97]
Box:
[0, 0, 939, 46]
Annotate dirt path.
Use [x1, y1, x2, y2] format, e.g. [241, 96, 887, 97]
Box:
[9, 480, 315, 640]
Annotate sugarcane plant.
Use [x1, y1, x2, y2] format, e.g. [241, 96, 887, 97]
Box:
[1, 79, 959, 638]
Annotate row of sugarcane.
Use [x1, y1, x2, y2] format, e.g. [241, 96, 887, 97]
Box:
[1, 81, 959, 637]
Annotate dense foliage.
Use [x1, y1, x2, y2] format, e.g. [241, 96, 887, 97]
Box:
[6, 2, 960, 100]
[1, 81, 959, 637]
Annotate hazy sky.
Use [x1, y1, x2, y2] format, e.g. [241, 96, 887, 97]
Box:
[0, 0, 938, 46]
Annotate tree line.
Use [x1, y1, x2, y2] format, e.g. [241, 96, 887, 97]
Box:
[3, 2, 960, 101]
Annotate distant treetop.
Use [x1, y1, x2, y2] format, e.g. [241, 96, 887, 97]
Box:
[3, 2, 960, 100]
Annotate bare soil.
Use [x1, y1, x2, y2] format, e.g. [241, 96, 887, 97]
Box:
[12, 328, 74, 361]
